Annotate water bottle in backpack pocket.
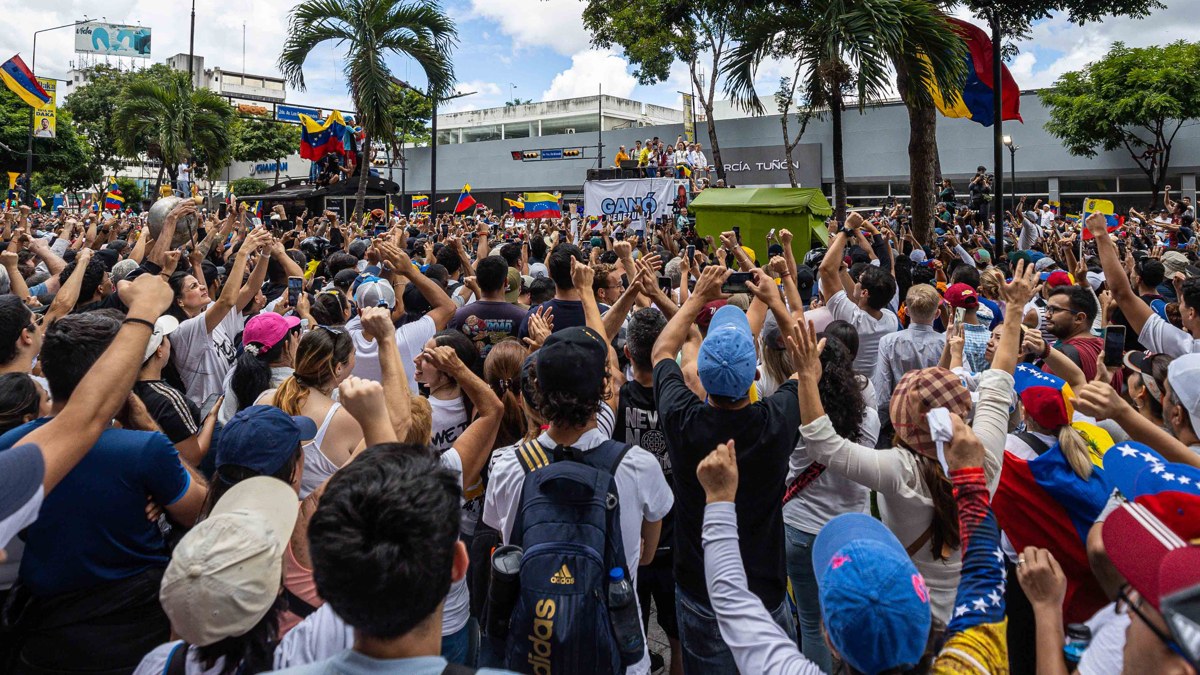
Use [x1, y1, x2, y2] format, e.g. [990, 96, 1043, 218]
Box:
[500, 439, 644, 674]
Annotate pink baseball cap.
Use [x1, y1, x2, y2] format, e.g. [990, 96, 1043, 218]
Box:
[243, 313, 300, 352]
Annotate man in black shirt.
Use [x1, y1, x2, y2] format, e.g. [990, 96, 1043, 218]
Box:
[651, 265, 801, 674]
[616, 307, 680, 675]
[1111, 257, 1167, 350]
[133, 316, 205, 466]
[518, 243, 587, 339]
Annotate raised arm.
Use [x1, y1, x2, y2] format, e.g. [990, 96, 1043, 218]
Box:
[359, 307, 412, 441]
[205, 228, 271, 333]
[652, 265, 729, 364]
[426, 345, 503, 488]
[819, 223, 852, 299]
[23, 275, 174, 491]
[1089, 212, 1153, 337]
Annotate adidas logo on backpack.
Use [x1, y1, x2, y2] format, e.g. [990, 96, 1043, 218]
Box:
[497, 439, 644, 674]
[549, 564, 574, 585]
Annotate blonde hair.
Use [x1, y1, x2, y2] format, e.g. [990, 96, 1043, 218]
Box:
[1058, 426, 1094, 480]
[906, 284, 941, 323]
[402, 393, 433, 446]
[979, 268, 1004, 301]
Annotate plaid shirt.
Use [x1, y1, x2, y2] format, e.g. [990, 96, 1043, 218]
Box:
[962, 323, 992, 374]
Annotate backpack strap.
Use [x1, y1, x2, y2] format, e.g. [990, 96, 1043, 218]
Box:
[441, 663, 477, 675]
[162, 641, 189, 675]
[1015, 431, 1052, 457]
[282, 586, 318, 619]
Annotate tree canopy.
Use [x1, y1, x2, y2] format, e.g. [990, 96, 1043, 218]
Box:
[1040, 40, 1200, 207]
[0, 87, 96, 194]
[233, 116, 301, 183]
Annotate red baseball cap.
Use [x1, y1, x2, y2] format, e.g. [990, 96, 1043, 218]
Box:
[944, 282, 979, 309]
[1103, 497, 1200, 611]
[1046, 271, 1073, 288]
[695, 300, 728, 330]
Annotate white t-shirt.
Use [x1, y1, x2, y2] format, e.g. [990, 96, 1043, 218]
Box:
[482, 427, 673, 675]
[826, 290, 899, 377]
[1077, 602, 1129, 675]
[346, 314, 435, 393]
[135, 641, 225, 675]
[177, 163, 191, 181]
[429, 395, 469, 454]
[173, 308, 246, 405]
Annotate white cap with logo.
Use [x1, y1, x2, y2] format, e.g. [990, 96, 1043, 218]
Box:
[158, 476, 299, 646]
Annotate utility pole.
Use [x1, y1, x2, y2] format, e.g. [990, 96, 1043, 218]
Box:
[991, 8, 1004, 261]
[25, 21, 80, 203]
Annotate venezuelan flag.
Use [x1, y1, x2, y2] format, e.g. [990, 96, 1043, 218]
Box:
[1081, 197, 1124, 240]
[523, 192, 562, 219]
[0, 55, 50, 109]
[412, 195, 429, 209]
[104, 181, 124, 210]
[928, 18, 1022, 127]
[298, 111, 349, 162]
[504, 198, 524, 219]
[32, 195, 44, 209]
[454, 184, 476, 214]
[993, 443, 1111, 624]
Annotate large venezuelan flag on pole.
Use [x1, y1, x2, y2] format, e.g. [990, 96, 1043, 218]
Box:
[298, 111, 349, 162]
[929, 18, 1022, 127]
[0, 55, 50, 108]
[523, 192, 562, 219]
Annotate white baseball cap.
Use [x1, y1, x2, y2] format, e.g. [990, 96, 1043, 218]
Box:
[1168, 354, 1200, 436]
[143, 315, 180, 362]
[159, 477, 299, 646]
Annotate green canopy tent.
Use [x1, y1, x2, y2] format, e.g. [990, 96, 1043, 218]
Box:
[689, 187, 832, 263]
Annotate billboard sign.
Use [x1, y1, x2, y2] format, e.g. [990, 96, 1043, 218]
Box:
[276, 104, 321, 124]
[75, 22, 152, 58]
[32, 78, 55, 138]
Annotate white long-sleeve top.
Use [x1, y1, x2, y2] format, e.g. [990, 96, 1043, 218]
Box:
[797, 368, 1013, 622]
[703, 502, 825, 675]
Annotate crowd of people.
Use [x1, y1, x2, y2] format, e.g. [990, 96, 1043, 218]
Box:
[0, 185, 1199, 675]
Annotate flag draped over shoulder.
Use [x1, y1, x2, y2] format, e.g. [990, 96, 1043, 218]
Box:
[455, 184, 476, 214]
[927, 18, 1022, 127]
[0, 55, 50, 108]
[523, 192, 561, 219]
[299, 111, 349, 162]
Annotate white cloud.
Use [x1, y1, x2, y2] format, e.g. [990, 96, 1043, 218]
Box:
[542, 49, 636, 101]
[468, 0, 589, 57]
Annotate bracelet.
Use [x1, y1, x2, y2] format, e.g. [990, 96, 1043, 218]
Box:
[1040, 341, 1052, 360]
[123, 317, 156, 330]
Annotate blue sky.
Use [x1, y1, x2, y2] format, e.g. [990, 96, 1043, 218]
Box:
[1, 0, 1196, 115]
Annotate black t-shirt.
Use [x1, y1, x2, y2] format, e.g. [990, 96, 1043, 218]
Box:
[615, 378, 673, 556]
[133, 380, 201, 444]
[652, 359, 800, 608]
[517, 298, 586, 339]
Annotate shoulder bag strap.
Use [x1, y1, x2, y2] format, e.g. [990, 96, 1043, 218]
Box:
[163, 642, 189, 675]
[905, 526, 934, 559]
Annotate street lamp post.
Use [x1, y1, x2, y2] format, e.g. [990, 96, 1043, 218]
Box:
[24, 21, 82, 201]
[1003, 135, 1018, 215]
[387, 76, 473, 218]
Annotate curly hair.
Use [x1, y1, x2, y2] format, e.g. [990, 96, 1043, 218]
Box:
[535, 379, 608, 429]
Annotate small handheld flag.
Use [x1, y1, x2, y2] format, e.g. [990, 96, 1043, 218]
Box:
[104, 180, 124, 210]
[454, 184, 477, 214]
[411, 194, 429, 209]
[1080, 198, 1123, 240]
[32, 195, 44, 209]
[0, 55, 50, 109]
[504, 198, 525, 219]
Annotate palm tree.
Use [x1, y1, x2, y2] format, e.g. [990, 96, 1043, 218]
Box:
[113, 73, 236, 195]
[279, 0, 457, 222]
[725, 0, 965, 236]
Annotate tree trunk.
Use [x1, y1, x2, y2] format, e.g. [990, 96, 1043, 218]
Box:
[705, 110, 725, 184]
[352, 130, 370, 224]
[830, 88, 847, 222]
[153, 164, 165, 198]
[895, 61, 939, 246]
[275, 160, 281, 186]
[782, 112, 798, 188]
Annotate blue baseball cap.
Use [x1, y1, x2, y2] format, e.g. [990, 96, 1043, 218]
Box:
[215, 405, 317, 477]
[696, 305, 757, 399]
[814, 513, 932, 675]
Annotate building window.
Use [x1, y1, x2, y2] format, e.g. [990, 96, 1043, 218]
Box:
[462, 124, 502, 143]
[503, 122, 531, 139]
[541, 114, 599, 136]
[1060, 177, 1116, 194]
[437, 130, 457, 145]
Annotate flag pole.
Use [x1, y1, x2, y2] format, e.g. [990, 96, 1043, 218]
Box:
[991, 9, 1005, 262]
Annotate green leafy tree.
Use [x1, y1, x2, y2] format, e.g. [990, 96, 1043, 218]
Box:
[279, 0, 457, 222]
[386, 85, 434, 189]
[63, 63, 179, 191]
[504, 98, 533, 107]
[233, 116, 302, 184]
[724, 0, 966, 227]
[112, 71, 237, 193]
[1041, 40, 1200, 210]
[0, 87, 97, 196]
[584, 0, 733, 181]
[230, 177, 269, 197]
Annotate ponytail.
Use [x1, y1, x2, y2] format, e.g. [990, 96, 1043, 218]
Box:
[231, 349, 273, 413]
[272, 375, 310, 416]
[1058, 425, 1094, 481]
